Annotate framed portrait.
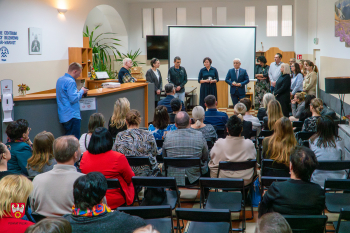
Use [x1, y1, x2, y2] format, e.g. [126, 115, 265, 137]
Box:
[28, 27, 42, 55]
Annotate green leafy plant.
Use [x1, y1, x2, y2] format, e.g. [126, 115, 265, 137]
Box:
[116, 49, 145, 67]
[83, 25, 121, 78]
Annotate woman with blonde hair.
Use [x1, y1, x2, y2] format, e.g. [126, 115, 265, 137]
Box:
[262, 117, 297, 176]
[302, 98, 323, 132]
[263, 100, 283, 131]
[233, 103, 252, 139]
[290, 92, 306, 122]
[191, 106, 217, 142]
[257, 93, 275, 121]
[0, 174, 34, 231]
[303, 61, 318, 95]
[27, 131, 56, 177]
[108, 98, 130, 138]
[274, 63, 291, 117]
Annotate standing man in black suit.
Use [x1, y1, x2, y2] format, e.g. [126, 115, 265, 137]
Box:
[146, 58, 163, 107]
[225, 58, 250, 107]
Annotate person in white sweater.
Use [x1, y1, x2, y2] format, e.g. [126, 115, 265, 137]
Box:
[240, 98, 261, 135]
[209, 115, 256, 185]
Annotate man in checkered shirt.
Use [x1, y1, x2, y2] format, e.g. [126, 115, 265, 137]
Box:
[163, 112, 209, 186]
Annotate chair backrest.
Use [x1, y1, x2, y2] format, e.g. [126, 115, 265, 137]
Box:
[292, 121, 304, 128]
[176, 208, 231, 223]
[218, 160, 256, 177]
[132, 176, 178, 189]
[126, 156, 152, 168]
[336, 208, 350, 233]
[163, 157, 203, 177]
[317, 160, 350, 171]
[283, 215, 328, 233]
[259, 130, 273, 137]
[117, 205, 172, 219]
[324, 179, 350, 191]
[295, 131, 315, 141]
[250, 129, 257, 138]
[302, 140, 309, 147]
[260, 176, 289, 188]
[31, 212, 46, 222]
[207, 140, 214, 150]
[106, 179, 122, 189]
[156, 139, 164, 148]
[261, 159, 290, 177]
[199, 178, 244, 190]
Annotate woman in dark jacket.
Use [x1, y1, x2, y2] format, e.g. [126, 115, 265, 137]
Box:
[254, 56, 270, 110]
[198, 57, 219, 109]
[145, 58, 163, 107]
[274, 63, 292, 117]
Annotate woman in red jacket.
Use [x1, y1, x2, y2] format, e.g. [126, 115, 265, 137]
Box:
[80, 127, 134, 209]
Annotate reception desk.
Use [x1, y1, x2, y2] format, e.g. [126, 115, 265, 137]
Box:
[1, 83, 155, 141]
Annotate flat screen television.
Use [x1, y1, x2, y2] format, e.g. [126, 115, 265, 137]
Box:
[146, 35, 169, 60]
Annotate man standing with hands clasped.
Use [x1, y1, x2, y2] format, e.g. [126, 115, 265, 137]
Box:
[168, 56, 188, 102]
[225, 58, 250, 107]
[269, 53, 283, 93]
[56, 62, 88, 139]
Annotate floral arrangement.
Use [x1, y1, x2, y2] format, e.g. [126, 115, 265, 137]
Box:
[18, 83, 30, 95]
[247, 87, 251, 92]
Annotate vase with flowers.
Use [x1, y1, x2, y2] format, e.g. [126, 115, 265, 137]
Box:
[18, 84, 30, 96]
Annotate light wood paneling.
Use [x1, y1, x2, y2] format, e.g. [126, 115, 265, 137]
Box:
[217, 81, 228, 108]
[282, 51, 296, 64]
[265, 47, 283, 65]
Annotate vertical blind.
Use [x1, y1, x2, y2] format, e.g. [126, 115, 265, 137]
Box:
[267, 6, 278, 37]
[142, 8, 153, 38]
[154, 8, 163, 35]
[282, 5, 293, 36]
[217, 7, 227, 25]
[245, 6, 255, 26]
[177, 8, 186, 25]
[201, 7, 213, 25]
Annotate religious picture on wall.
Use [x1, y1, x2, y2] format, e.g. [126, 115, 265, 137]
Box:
[335, 0, 350, 47]
[28, 27, 42, 55]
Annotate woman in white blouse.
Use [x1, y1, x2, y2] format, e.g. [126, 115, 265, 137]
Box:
[145, 58, 163, 107]
[79, 113, 105, 153]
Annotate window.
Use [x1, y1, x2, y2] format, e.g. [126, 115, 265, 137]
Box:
[245, 6, 255, 26]
[143, 8, 153, 38]
[267, 6, 278, 37]
[282, 5, 293, 36]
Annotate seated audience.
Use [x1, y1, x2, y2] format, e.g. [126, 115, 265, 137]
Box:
[257, 93, 275, 121]
[263, 100, 283, 131]
[80, 127, 135, 209]
[30, 136, 84, 217]
[262, 117, 297, 177]
[27, 131, 56, 177]
[63, 172, 146, 233]
[240, 98, 261, 132]
[24, 218, 72, 233]
[169, 98, 182, 124]
[113, 110, 158, 176]
[209, 115, 256, 185]
[203, 95, 229, 129]
[163, 112, 209, 186]
[302, 98, 323, 132]
[191, 106, 217, 142]
[157, 84, 185, 113]
[255, 212, 292, 233]
[289, 92, 306, 122]
[258, 146, 325, 217]
[233, 103, 253, 139]
[108, 98, 129, 138]
[133, 225, 159, 233]
[79, 113, 105, 153]
[0, 175, 34, 232]
[310, 116, 346, 187]
[298, 94, 316, 122]
[6, 119, 32, 175]
[290, 63, 304, 96]
[0, 143, 13, 180]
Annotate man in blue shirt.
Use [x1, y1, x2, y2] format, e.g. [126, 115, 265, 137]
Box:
[158, 83, 185, 113]
[203, 95, 228, 129]
[56, 62, 88, 139]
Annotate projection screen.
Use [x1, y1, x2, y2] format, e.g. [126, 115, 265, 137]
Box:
[168, 26, 256, 81]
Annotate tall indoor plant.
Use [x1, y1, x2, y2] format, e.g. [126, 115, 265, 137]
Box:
[116, 49, 145, 67]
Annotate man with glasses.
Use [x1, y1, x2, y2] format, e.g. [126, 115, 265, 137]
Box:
[268, 53, 283, 93]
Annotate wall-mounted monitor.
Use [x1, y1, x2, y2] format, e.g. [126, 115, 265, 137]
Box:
[146, 35, 169, 60]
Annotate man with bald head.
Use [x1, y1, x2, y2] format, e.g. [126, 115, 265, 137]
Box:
[30, 136, 84, 217]
[163, 111, 209, 186]
[225, 58, 250, 107]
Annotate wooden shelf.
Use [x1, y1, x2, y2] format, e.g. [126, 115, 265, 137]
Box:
[68, 47, 92, 79]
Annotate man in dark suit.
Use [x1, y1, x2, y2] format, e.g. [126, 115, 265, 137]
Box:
[158, 84, 185, 113]
[225, 58, 250, 107]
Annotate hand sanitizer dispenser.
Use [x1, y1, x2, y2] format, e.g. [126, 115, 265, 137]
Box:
[1, 80, 14, 122]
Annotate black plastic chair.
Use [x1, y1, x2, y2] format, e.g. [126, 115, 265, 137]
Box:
[258, 130, 273, 137]
[334, 208, 350, 233]
[118, 205, 174, 233]
[295, 131, 315, 142]
[155, 140, 165, 163]
[125, 156, 152, 169]
[293, 121, 304, 132]
[302, 140, 310, 147]
[106, 179, 127, 208]
[163, 157, 202, 187]
[207, 140, 214, 150]
[175, 208, 232, 233]
[132, 177, 181, 209]
[199, 178, 245, 231]
[261, 159, 290, 177]
[260, 176, 289, 198]
[31, 212, 46, 223]
[324, 179, 350, 213]
[28, 176, 35, 181]
[283, 215, 328, 233]
[217, 160, 257, 220]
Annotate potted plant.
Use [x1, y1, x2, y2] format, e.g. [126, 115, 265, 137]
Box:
[18, 84, 30, 95]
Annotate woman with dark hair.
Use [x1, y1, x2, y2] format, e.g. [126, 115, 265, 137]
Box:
[27, 131, 56, 176]
[298, 94, 316, 122]
[6, 119, 32, 175]
[274, 63, 292, 117]
[0, 143, 12, 180]
[113, 110, 158, 176]
[79, 113, 105, 153]
[169, 98, 182, 124]
[209, 115, 256, 185]
[63, 172, 146, 233]
[290, 63, 304, 97]
[258, 146, 325, 217]
[198, 57, 219, 109]
[80, 127, 135, 209]
[254, 55, 270, 109]
[303, 61, 318, 95]
[310, 116, 346, 187]
[302, 98, 323, 132]
[145, 58, 163, 107]
[24, 218, 72, 233]
[148, 105, 176, 154]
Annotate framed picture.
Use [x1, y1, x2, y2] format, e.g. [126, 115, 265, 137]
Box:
[28, 27, 42, 55]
